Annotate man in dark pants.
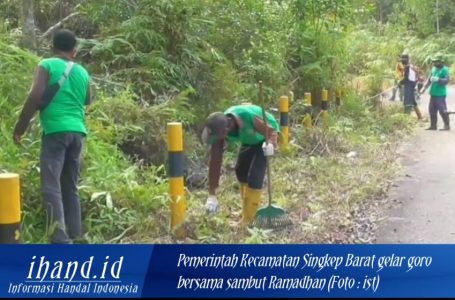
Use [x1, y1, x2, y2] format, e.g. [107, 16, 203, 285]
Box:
[400, 54, 423, 119]
[13, 29, 92, 243]
[420, 54, 450, 131]
[201, 104, 279, 226]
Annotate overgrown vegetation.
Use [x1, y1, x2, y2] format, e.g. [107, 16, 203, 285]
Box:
[0, 0, 452, 244]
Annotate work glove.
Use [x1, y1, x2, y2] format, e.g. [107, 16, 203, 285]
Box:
[262, 141, 274, 157]
[205, 195, 219, 213]
[431, 76, 440, 83]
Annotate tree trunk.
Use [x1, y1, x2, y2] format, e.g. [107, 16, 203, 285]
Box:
[20, 0, 36, 49]
[378, 0, 384, 24]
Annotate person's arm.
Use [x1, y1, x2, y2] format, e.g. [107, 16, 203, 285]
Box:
[253, 116, 278, 147]
[438, 69, 450, 85]
[439, 75, 450, 85]
[85, 83, 93, 106]
[420, 72, 432, 93]
[13, 66, 49, 144]
[208, 139, 225, 196]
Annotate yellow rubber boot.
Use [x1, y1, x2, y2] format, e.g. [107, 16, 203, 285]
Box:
[241, 187, 262, 226]
[240, 183, 248, 202]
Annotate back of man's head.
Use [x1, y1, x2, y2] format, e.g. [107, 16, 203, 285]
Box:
[53, 29, 77, 53]
[206, 112, 228, 136]
[401, 54, 409, 64]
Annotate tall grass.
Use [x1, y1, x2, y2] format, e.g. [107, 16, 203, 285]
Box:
[0, 20, 418, 244]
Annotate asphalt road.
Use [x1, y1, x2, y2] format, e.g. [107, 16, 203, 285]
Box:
[376, 85, 455, 243]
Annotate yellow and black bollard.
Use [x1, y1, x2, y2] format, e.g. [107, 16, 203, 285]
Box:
[335, 88, 341, 107]
[279, 96, 289, 149]
[321, 89, 329, 127]
[303, 92, 312, 129]
[0, 173, 21, 244]
[167, 122, 186, 239]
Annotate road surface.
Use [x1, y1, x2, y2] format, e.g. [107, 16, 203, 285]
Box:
[376, 85, 455, 243]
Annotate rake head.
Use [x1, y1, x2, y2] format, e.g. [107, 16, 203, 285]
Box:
[252, 205, 292, 229]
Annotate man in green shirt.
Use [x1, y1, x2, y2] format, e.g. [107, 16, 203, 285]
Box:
[201, 104, 279, 226]
[13, 29, 92, 243]
[420, 54, 450, 130]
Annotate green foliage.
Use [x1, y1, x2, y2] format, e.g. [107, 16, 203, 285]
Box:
[77, 0, 294, 114]
[391, 0, 437, 37]
[387, 0, 455, 37]
[289, 0, 353, 101]
[405, 33, 455, 72]
[0, 39, 38, 104]
[88, 86, 196, 165]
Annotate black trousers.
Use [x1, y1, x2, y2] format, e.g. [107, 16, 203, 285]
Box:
[40, 132, 84, 244]
[235, 143, 266, 190]
[403, 81, 417, 113]
[429, 96, 450, 128]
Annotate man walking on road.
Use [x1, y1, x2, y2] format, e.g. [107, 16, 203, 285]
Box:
[420, 54, 450, 131]
[13, 29, 92, 243]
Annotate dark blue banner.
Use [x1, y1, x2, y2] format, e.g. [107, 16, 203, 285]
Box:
[0, 245, 455, 298]
[0, 245, 153, 298]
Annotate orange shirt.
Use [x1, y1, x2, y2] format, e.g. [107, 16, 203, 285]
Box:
[395, 62, 404, 81]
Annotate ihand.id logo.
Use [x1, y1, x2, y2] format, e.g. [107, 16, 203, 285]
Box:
[7, 255, 140, 296]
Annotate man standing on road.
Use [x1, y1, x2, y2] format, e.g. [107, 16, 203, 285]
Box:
[400, 54, 423, 120]
[420, 54, 450, 131]
[13, 29, 92, 244]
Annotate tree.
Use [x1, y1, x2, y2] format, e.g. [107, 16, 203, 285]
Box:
[20, 0, 36, 49]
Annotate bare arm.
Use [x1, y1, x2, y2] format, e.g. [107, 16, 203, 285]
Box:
[420, 73, 432, 93]
[208, 139, 225, 195]
[13, 66, 49, 142]
[86, 83, 94, 106]
[253, 116, 278, 147]
[439, 74, 450, 85]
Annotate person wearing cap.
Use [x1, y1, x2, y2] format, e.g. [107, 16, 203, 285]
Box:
[201, 104, 279, 226]
[419, 54, 450, 130]
[400, 54, 423, 119]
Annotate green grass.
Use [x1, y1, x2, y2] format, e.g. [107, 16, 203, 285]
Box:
[128, 96, 416, 244]
[0, 35, 416, 244]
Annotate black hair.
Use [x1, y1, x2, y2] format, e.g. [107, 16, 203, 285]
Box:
[205, 112, 228, 138]
[52, 29, 77, 52]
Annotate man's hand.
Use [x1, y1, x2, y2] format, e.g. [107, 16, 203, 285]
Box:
[205, 195, 219, 213]
[13, 66, 48, 144]
[253, 117, 278, 148]
[13, 134, 22, 146]
[268, 131, 278, 148]
[262, 141, 274, 157]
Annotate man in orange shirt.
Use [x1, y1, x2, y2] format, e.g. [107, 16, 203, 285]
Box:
[390, 55, 404, 101]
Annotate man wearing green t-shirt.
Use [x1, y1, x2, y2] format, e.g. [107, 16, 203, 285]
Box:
[201, 104, 279, 226]
[13, 29, 91, 244]
[420, 54, 451, 130]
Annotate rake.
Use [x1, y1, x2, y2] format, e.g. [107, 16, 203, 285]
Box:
[252, 81, 292, 229]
